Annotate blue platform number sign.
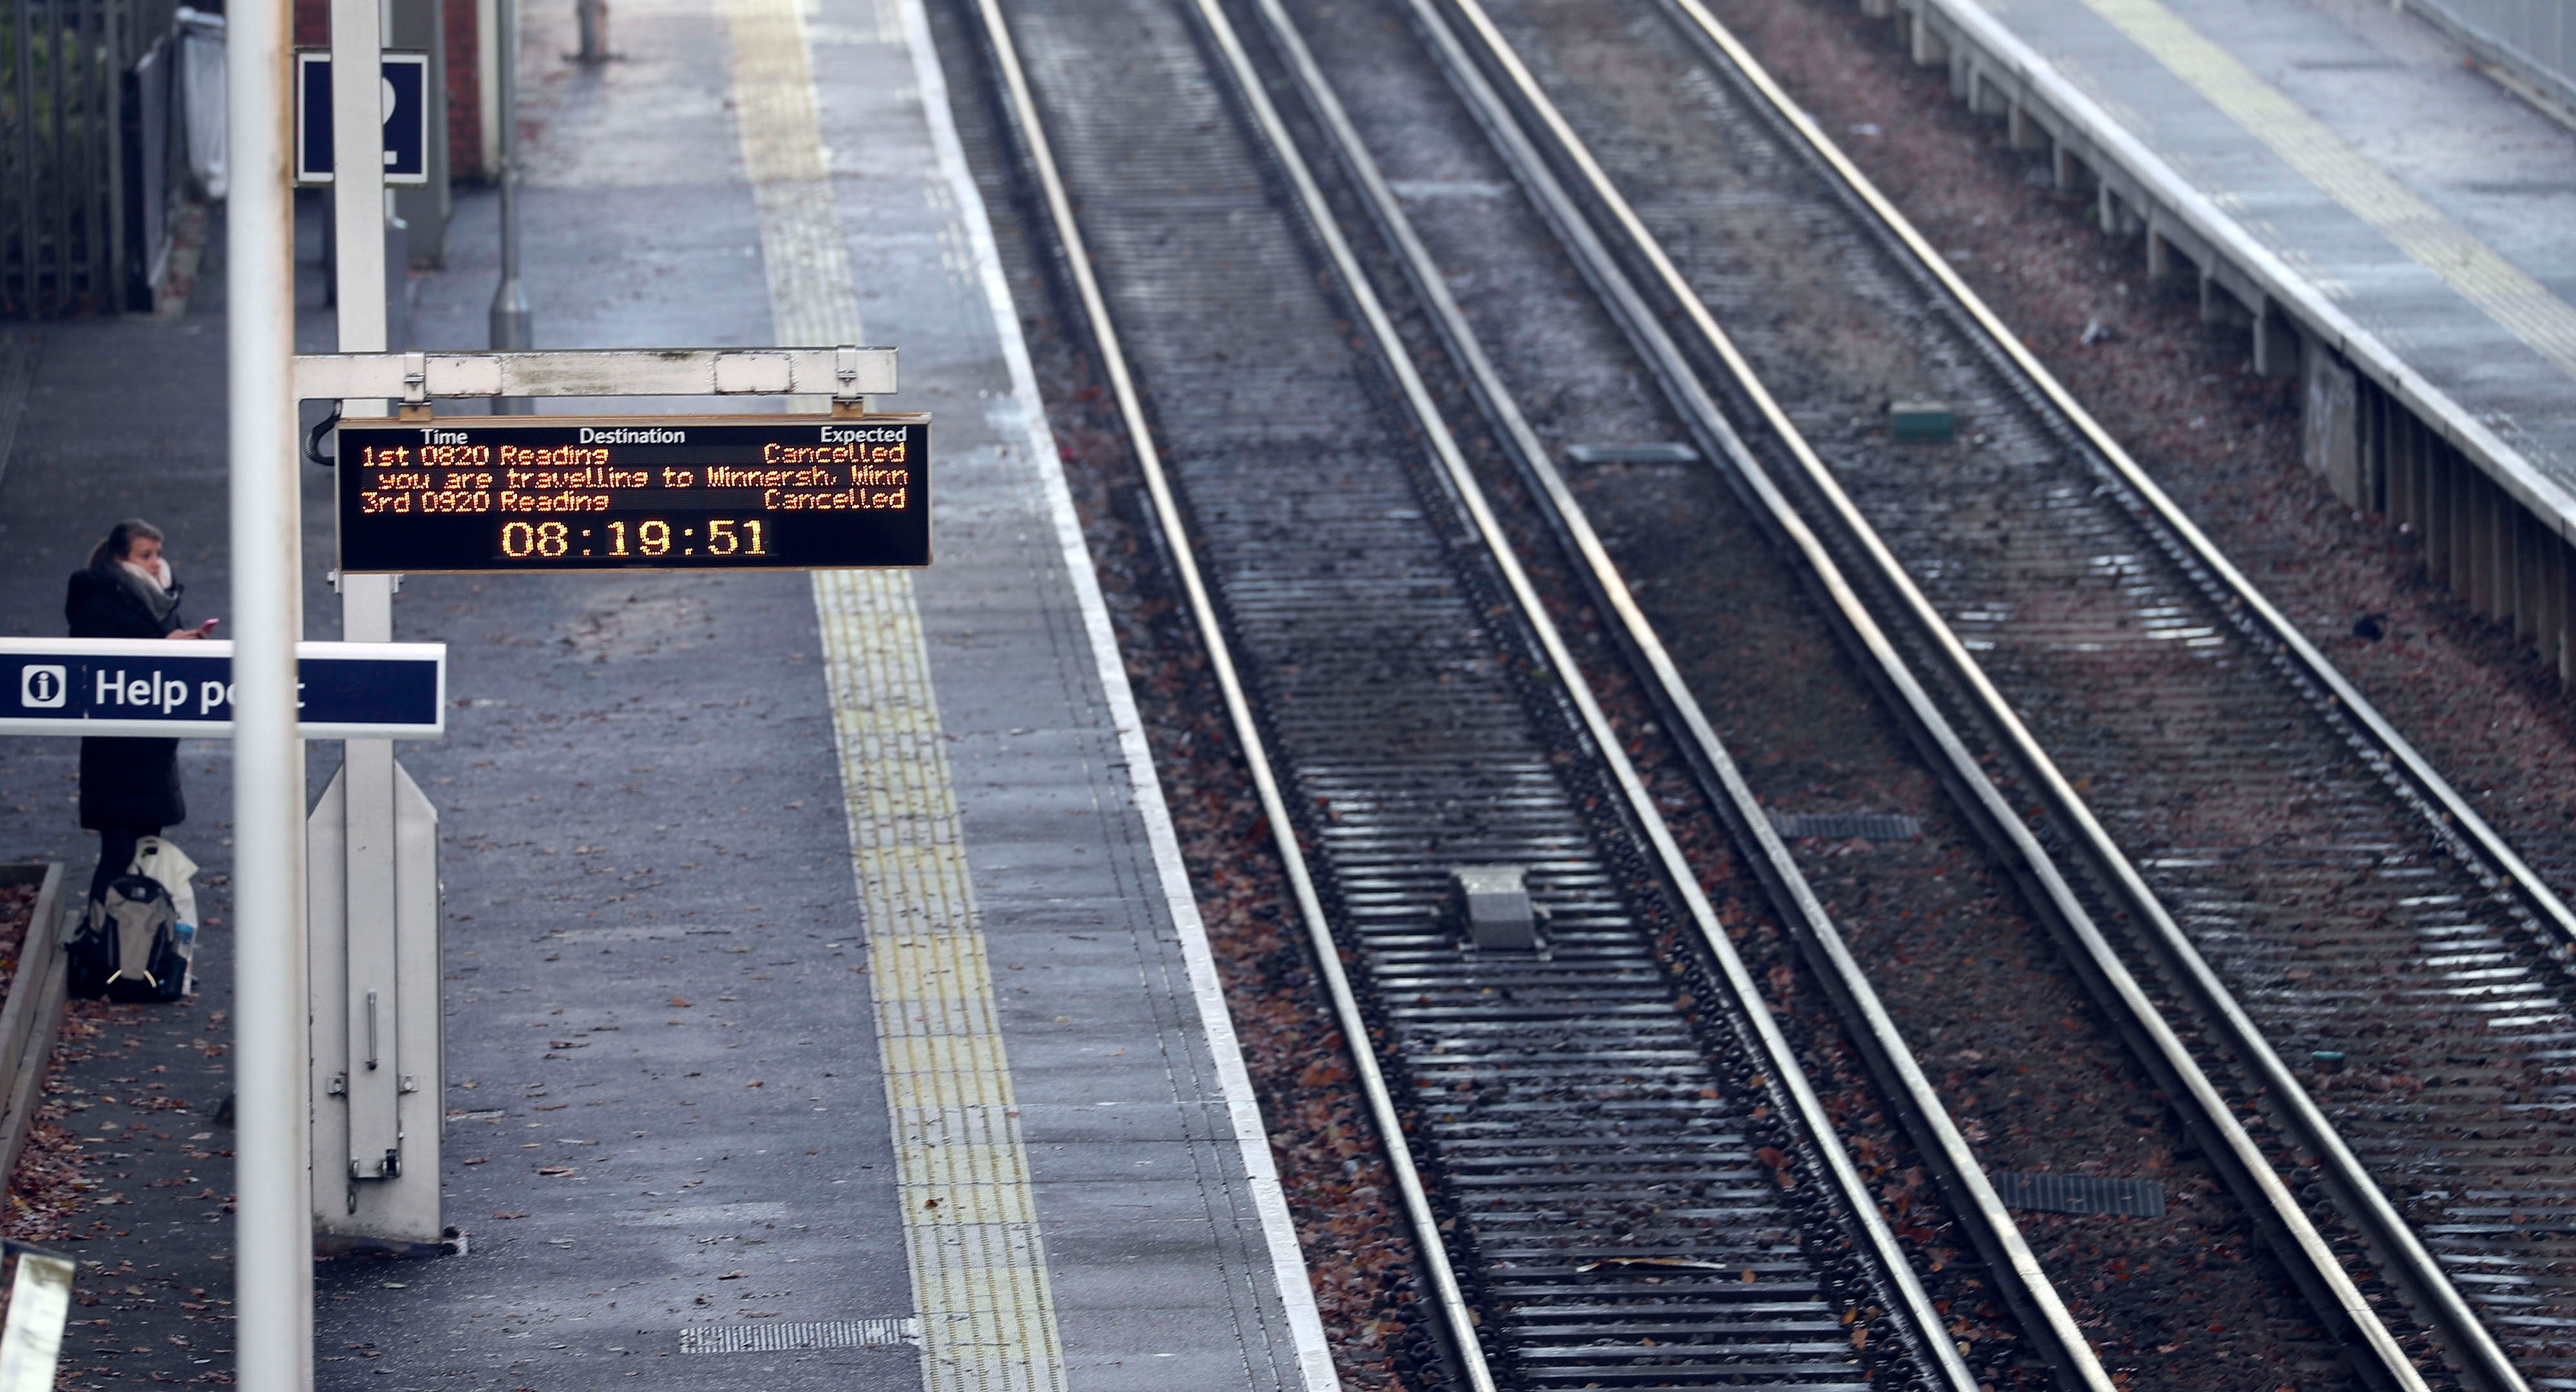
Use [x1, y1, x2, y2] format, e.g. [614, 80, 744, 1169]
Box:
[294, 50, 431, 187]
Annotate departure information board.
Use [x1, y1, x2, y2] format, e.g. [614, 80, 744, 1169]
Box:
[336, 415, 929, 573]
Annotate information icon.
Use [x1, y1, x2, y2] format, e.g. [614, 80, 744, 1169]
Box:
[19, 664, 64, 708]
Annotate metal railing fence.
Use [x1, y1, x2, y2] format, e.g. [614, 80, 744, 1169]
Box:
[1, 0, 180, 316]
[2409, 0, 2576, 111]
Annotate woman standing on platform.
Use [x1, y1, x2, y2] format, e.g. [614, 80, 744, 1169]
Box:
[65, 520, 216, 903]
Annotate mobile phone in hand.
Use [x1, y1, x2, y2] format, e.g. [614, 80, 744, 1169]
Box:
[198, 618, 220, 636]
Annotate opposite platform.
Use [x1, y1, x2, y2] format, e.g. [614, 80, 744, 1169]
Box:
[1857, 0, 2576, 673]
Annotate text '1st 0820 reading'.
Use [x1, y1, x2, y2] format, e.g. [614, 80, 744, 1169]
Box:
[334, 415, 931, 574]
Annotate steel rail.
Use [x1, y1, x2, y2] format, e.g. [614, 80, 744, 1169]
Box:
[1173, 0, 1982, 1383]
[1632, 7, 2547, 1385]
[1649, 0, 2576, 961]
[1399, 0, 2465, 1387]
[1230, 0, 2116, 1384]
[1432, 0, 2535, 1381]
[951, 0, 1497, 1384]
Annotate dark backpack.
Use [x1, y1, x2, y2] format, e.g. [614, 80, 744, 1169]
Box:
[70, 874, 190, 1001]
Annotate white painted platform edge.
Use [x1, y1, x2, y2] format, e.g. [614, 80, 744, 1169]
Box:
[892, 2, 1345, 1389]
[1903, 0, 2576, 538]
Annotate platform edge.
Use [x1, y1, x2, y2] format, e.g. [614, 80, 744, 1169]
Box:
[891, 1, 1345, 1388]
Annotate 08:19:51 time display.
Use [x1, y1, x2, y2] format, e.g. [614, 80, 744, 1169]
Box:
[497, 518, 772, 560]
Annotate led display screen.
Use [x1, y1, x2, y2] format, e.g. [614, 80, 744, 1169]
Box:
[337, 415, 929, 573]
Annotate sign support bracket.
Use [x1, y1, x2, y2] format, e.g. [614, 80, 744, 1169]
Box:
[294, 346, 896, 405]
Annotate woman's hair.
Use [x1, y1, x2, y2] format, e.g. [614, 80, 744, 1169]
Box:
[87, 518, 164, 571]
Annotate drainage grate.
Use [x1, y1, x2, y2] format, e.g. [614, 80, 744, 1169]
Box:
[677, 1317, 921, 1354]
[1564, 442, 1701, 465]
[1769, 811, 1922, 841]
[1994, 1172, 2165, 1218]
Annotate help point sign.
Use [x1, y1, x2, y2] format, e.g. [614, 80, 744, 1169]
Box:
[0, 639, 445, 739]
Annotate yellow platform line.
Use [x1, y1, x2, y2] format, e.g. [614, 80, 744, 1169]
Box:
[724, 0, 1070, 1386]
[724, 0, 861, 352]
[815, 571, 1067, 1392]
[2074, 0, 2576, 384]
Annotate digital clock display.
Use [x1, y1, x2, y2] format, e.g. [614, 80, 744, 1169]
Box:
[335, 415, 929, 574]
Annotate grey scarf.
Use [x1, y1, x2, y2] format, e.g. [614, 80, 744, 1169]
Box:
[105, 561, 180, 626]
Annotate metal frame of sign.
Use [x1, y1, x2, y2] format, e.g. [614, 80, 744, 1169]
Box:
[0, 639, 446, 739]
[333, 413, 931, 575]
[292, 50, 431, 187]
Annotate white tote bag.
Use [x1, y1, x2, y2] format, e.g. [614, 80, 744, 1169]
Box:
[127, 836, 200, 932]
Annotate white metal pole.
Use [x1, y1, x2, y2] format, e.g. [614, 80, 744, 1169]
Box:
[489, 0, 533, 412]
[326, 0, 420, 1243]
[225, 0, 315, 1377]
[330, 0, 389, 356]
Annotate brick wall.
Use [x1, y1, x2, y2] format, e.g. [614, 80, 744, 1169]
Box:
[288, 0, 486, 182]
[444, 0, 482, 182]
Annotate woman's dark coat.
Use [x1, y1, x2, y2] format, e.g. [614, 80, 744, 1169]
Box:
[65, 564, 186, 830]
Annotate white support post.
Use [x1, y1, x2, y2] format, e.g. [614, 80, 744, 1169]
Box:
[330, 0, 391, 359]
[322, 0, 440, 1244]
[227, 0, 313, 1377]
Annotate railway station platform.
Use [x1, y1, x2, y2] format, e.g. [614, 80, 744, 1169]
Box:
[1865, 0, 2576, 675]
[0, 0, 1332, 1383]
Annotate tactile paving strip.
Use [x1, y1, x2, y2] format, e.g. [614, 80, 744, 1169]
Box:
[725, 0, 862, 355]
[815, 570, 1069, 1392]
[726, 0, 1070, 1384]
[2073, 0, 2576, 382]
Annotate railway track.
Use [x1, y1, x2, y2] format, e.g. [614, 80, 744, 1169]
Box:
[1369, 0, 2576, 1386]
[942, 0, 2117, 1384]
[936, 0, 2576, 1382]
[1195, 0, 2576, 1385]
[1215, 0, 2412, 1386]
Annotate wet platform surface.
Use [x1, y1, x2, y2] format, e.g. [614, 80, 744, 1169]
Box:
[0, 0, 1328, 1383]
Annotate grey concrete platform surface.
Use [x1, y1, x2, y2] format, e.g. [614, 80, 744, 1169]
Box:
[359, 0, 1331, 1380]
[0, 0, 1333, 1380]
[1980, 0, 2574, 462]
